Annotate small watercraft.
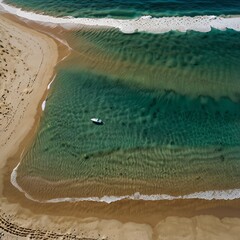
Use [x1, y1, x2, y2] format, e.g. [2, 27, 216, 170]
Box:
[91, 118, 104, 125]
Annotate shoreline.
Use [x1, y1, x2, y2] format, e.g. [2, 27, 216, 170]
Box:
[0, 9, 240, 240]
[0, 13, 58, 176]
[10, 159, 240, 204]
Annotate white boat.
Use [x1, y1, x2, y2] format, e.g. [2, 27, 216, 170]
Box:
[91, 118, 104, 125]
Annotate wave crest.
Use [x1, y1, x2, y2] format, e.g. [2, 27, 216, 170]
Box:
[1, 0, 240, 34]
[11, 163, 240, 204]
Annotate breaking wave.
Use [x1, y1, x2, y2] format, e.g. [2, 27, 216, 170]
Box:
[0, 0, 240, 34]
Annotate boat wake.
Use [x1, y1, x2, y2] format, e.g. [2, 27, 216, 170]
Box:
[0, 0, 240, 34]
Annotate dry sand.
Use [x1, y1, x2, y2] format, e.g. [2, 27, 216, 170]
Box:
[0, 13, 240, 240]
[0, 14, 58, 167]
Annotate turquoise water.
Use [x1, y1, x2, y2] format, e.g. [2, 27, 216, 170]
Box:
[16, 29, 240, 199]
[4, 0, 240, 18]
[67, 29, 240, 100]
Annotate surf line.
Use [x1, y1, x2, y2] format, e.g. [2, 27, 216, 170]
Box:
[11, 163, 240, 204]
[1, 0, 240, 34]
[41, 72, 58, 111]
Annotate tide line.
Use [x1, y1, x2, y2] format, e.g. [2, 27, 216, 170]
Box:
[47, 78, 55, 90]
[42, 74, 57, 111]
[41, 100, 46, 111]
[0, 0, 240, 34]
[11, 163, 240, 204]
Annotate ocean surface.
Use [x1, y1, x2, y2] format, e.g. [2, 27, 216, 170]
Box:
[4, 0, 240, 18]
[3, 0, 240, 202]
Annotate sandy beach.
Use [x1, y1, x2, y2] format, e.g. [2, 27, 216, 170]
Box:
[0, 12, 240, 240]
[0, 14, 58, 165]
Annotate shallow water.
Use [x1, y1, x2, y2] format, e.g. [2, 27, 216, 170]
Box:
[66, 29, 240, 99]
[14, 28, 240, 201]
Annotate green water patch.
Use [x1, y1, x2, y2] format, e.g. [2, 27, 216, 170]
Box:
[4, 0, 240, 18]
[65, 29, 240, 100]
[17, 68, 240, 189]
[15, 29, 240, 198]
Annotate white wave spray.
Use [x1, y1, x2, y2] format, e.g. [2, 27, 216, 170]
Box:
[0, 0, 240, 34]
[11, 162, 240, 204]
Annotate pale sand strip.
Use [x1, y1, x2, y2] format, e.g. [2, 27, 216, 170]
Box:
[0, 13, 240, 240]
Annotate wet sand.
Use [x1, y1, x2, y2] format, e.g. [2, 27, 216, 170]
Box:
[0, 12, 240, 240]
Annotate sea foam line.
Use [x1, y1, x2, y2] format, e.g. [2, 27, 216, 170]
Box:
[41, 100, 46, 111]
[11, 163, 41, 202]
[41, 73, 58, 111]
[11, 163, 240, 204]
[46, 189, 240, 204]
[0, 0, 240, 34]
[47, 78, 55, 90]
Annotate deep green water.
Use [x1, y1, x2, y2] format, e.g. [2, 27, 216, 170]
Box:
[67, 29, 240, 99]
[16, 29, 240, 199]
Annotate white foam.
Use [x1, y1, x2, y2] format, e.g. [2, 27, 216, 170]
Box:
[47, 78, 55, 90]
[11, 162, 40, 202]
[41, 100, 46, 111]
[0, 0, 240, 34]
[46, 189, 240, 204]
[10, 162, 240, 203]
[11, 163, 23, 193]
